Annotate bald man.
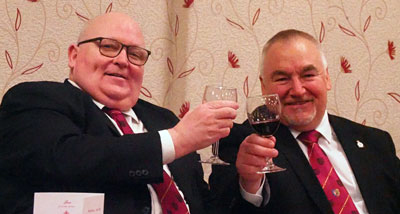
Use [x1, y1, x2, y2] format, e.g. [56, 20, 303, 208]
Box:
[0, 12, 238, 214]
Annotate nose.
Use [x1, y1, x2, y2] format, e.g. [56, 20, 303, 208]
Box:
[289, 77, 306, 97]
[112, 47, 129, 67]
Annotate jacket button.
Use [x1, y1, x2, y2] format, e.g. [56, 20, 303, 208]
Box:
[141, 206, 150, 214]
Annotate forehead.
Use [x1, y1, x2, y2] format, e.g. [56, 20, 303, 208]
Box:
[82, 14, 144, 46]
[264, 37, 323, 73]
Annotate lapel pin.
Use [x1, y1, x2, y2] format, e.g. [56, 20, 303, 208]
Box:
[356, 140, 364, 148]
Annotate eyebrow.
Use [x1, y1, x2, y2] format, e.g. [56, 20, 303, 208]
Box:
[302, 65, 317, 73]
[271, 70, 287, 76]
[270, 64, 318, 78]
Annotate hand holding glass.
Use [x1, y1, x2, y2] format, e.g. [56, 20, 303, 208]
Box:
[200, 85, 237, 165]
[246, 94, 286, 173]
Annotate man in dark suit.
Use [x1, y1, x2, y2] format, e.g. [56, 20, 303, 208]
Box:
[209, 29, 400, 214]
[0, 12, 238, 214]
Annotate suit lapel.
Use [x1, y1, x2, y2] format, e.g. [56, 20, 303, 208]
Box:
[63, 80, 122, 136]
[101, 112, 121, 136]
[133, 100, 167, 132]
[328, 115, 377, 213]
[274, 125, 334, 213]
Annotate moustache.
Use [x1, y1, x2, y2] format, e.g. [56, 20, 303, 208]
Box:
[283, 98, 313, 106]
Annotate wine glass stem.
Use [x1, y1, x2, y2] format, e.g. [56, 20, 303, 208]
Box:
[265, 157, 274, 168]
[211, 140, 220, 157]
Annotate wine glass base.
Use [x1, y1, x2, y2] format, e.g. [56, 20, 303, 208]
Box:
[199, 156, 230, 165]
[257, 165, 286, 174]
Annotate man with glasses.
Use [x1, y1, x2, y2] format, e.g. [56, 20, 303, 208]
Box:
[76, 37, 152, 66]
[0, 12, 238, 214]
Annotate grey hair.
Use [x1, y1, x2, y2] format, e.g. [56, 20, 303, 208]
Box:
[259, 29, 328, 80]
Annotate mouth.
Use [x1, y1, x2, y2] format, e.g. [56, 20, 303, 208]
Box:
[105, 72, 126, 79]
[284, 99, 312, 106]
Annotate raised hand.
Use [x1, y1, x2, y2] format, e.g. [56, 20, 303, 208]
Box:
[236, 134, 278, 193]
[169, 100, 238, 159]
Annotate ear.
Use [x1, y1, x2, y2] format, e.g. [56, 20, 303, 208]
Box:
[259, 76, 268, 95]
[68, 44, 78, 74]
[325, 67, 332, 90]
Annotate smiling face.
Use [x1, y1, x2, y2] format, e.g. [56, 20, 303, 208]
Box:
[260, 36, 331, 131]
[68, 12, 145, 111]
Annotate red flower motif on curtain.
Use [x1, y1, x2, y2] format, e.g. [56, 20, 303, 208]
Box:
[388, 41, 396, 60]
[27, 0, 38, 2]
[388, 92, 400, 103]
[183, 0, 194, 8]
[179, 102, 190, 118]
[228, 51, 240, 68]
[340, 56, 352, 73]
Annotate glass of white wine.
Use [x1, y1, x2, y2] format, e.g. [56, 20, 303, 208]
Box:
[200, 84, 237, 165]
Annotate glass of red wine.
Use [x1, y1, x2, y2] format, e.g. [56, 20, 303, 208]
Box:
[200, 84, 237, 165]
[246, 94, 286, 173]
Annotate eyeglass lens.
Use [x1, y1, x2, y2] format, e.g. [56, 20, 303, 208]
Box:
[99, 38, 149, 65]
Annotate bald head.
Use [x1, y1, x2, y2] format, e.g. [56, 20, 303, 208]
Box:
[78, 12, 144, 46]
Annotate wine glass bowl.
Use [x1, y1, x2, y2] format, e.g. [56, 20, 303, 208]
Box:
[200, 85, 237, 165]
[247, 94, 280, 136]
[246, 94, 286, 173]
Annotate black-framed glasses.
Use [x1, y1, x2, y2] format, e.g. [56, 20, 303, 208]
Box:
[77, 37, 151, 66]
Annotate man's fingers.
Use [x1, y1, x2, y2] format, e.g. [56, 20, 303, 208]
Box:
[206, 100, 239, 110]
[245, 134, 276, 147]
[213, 107, 237, 120]
[237, 163, 265, 175]
[238, 153, 267, 167]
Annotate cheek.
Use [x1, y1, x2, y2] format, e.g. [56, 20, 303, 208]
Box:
[266, 85, 287, 98]
[130, 67, 144, 84]
[78, 55, 101, 74]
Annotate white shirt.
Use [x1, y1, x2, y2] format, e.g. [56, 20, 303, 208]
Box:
[68, 80, 190, 214]
[242, 112, 369, 213]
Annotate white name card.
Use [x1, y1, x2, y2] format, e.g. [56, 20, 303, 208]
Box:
[33, 192, 104, 214]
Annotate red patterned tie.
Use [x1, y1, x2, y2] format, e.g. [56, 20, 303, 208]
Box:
[298, 130, 358, 214]
[103, 107, 189, 214]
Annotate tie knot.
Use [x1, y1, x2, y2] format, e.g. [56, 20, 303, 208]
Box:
[102, 107, 134, 135]
[103, 107, 122, 117]
[298, 130, 321, 146]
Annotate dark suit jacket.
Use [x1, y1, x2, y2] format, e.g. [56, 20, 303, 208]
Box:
[0, 81, 216, 214]
[210, 115, 400, 214]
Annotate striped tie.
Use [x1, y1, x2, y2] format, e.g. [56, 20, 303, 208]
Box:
[298, 130, 358, 214]
[103, 107, 189, 214]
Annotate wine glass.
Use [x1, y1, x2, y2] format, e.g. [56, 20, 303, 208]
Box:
[246, 94, 286, 173]
[200, 84, 237, 165]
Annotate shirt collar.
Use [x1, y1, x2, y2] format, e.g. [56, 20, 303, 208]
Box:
[68, 79, 140, 124]
[290, 111, 334, 143]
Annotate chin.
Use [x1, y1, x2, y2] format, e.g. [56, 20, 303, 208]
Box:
[283, 112, 316, 127]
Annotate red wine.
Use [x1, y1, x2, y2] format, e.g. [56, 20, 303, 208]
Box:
[250, 119, 280, 136]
